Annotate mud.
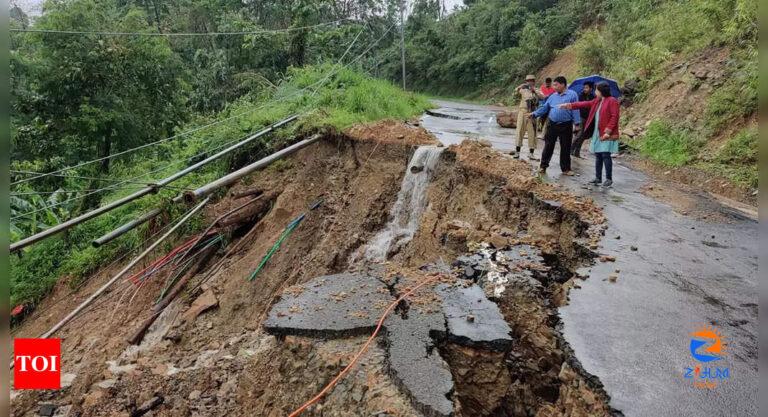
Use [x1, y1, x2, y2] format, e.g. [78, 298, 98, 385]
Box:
[12, 121, 614, 417]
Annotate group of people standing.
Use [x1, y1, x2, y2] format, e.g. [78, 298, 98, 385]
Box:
[513, 75, 620, 187]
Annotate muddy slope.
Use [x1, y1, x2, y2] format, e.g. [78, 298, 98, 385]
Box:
[12, 122, 615, 417]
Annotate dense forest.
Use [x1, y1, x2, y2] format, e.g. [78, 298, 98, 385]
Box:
[9, 0, 758, 306]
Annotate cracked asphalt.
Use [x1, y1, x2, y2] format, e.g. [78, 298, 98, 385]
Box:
[421, 100, 758, 417]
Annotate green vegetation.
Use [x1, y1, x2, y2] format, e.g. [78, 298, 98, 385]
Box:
[11, 63, 429, 307]
[697, 128, 758, 188]
[633, 121, 701, 167]
[9, 0, 430, 307]
[705, 49, 758, 133]
[565, 0, 757, 190]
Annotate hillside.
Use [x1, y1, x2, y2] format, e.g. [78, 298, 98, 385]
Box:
[386, 0, 757, 204]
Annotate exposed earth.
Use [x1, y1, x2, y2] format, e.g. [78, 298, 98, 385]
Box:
[10, 101, 757, 417]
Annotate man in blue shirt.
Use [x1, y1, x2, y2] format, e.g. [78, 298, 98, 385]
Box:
[527, 76, 580, 175]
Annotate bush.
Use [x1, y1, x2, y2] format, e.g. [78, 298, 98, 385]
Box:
[716, 128, 757, 165]
[705, 49, 757, 132]
[637, 120, 701, 167]
[573, 28, 609, 74]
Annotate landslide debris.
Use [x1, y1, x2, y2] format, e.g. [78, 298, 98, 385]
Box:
[11, 121, 616, 417]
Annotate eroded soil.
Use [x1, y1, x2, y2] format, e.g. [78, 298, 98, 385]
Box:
[11, 121, 617, 417]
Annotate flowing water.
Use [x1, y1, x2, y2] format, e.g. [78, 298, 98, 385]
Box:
[361, 146, 444, 261]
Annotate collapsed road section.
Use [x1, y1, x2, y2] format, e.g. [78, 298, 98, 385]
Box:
[11, 120, 617, 417]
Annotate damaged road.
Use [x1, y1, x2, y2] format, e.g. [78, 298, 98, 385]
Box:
[421, 100, 759, 416]
[264, 271, 512, 417]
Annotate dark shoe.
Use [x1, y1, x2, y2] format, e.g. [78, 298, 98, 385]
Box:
[588, 178, 601, 186]
[529, 151, 539, 161]
[603, 179, 613, 187]
[538, 167, 547, 175]
[512, 152, 520, 159]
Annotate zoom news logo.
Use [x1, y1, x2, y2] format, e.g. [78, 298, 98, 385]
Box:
[683, 326, 730, 389]
[14, 338, 61, 390]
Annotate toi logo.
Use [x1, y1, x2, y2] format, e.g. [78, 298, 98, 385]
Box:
[683, 326, 730, 389]
[14, 338, 61, 390]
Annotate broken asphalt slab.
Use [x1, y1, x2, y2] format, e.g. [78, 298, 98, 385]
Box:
[264, 272, 512, 416]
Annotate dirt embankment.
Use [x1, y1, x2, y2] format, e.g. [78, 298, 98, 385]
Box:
[12, 121, 615, 417]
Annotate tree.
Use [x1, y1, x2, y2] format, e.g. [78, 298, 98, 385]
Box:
[11, 0, 189, 210]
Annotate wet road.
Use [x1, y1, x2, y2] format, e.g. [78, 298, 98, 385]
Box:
[420, 100, 759, 416]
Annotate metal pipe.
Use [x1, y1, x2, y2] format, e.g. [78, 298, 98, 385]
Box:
[91, 195, 184, 247]
[10, 115, 298, 253]
[185, 134, 322, 202]
[39, 197, 210, 339]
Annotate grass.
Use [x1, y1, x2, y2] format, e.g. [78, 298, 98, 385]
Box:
[633, 120, 701, 167]
[697, 127, 758, 188]
[704, 49, 757, 133]
[10, 65, 431, 307]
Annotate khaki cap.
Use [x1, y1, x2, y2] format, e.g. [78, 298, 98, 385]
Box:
[525, 74, 536, 81]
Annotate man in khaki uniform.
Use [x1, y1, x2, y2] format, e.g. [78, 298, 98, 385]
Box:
[512, 75, 542, 160]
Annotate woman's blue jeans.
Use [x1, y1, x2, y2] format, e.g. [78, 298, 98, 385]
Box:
[595, 152, 613, 181]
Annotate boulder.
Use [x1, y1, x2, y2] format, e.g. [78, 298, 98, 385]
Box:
[496, 111, 517, 128]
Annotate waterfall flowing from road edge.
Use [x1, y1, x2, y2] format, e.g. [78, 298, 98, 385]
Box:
[360, 145, 444, 262]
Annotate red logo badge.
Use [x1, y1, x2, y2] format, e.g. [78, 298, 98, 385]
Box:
[14, 338, 61, 390]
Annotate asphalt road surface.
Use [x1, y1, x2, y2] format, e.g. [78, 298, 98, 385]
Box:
[420, 100, 758, 417]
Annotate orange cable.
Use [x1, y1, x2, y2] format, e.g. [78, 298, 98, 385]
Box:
[287, 275, 440, 417]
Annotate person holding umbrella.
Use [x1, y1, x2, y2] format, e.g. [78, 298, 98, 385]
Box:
[571, 81, 595, 158]
[558, 81, 620, 187]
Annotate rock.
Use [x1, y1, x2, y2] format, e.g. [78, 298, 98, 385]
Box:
[599, 255, 616, 262]
[446, 219, 472, 231]
[487, 233, 508, 249]
[107, 361, 137, 376]
[410, 165, 425, 174]
[38, 404, 56, 417]
[83, 391, 104, 408]
[466, 315, 475, 323]
[131, 396, 163, 417]
[188, 390, 201, 400]
[477, 139, 492, 148]
[60, 373, 76, 388]
[94, 379, 117, 390]
[495, 111, 518, 128]
[181, 289, 219, 324]
[608, 273, 619, 283]
[630, 246, 638, 251]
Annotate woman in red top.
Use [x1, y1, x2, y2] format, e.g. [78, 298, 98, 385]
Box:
[559, 82, 620, 186]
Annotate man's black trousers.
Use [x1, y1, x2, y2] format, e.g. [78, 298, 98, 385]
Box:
[572, 121, 595, 157]
[540, 121, 573, 172]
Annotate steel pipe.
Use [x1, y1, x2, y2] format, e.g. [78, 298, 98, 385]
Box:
[91, 194, 184, 248]
[10, 115, 298, 253]
[185, 134, 322, 202]
[39, 197, 210, 340]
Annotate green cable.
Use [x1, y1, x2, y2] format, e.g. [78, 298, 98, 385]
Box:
[247, 216, 303, 281]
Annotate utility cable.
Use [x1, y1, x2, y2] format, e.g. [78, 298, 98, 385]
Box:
[287, 274, 441, 416]
[9, 19, 348, 37]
